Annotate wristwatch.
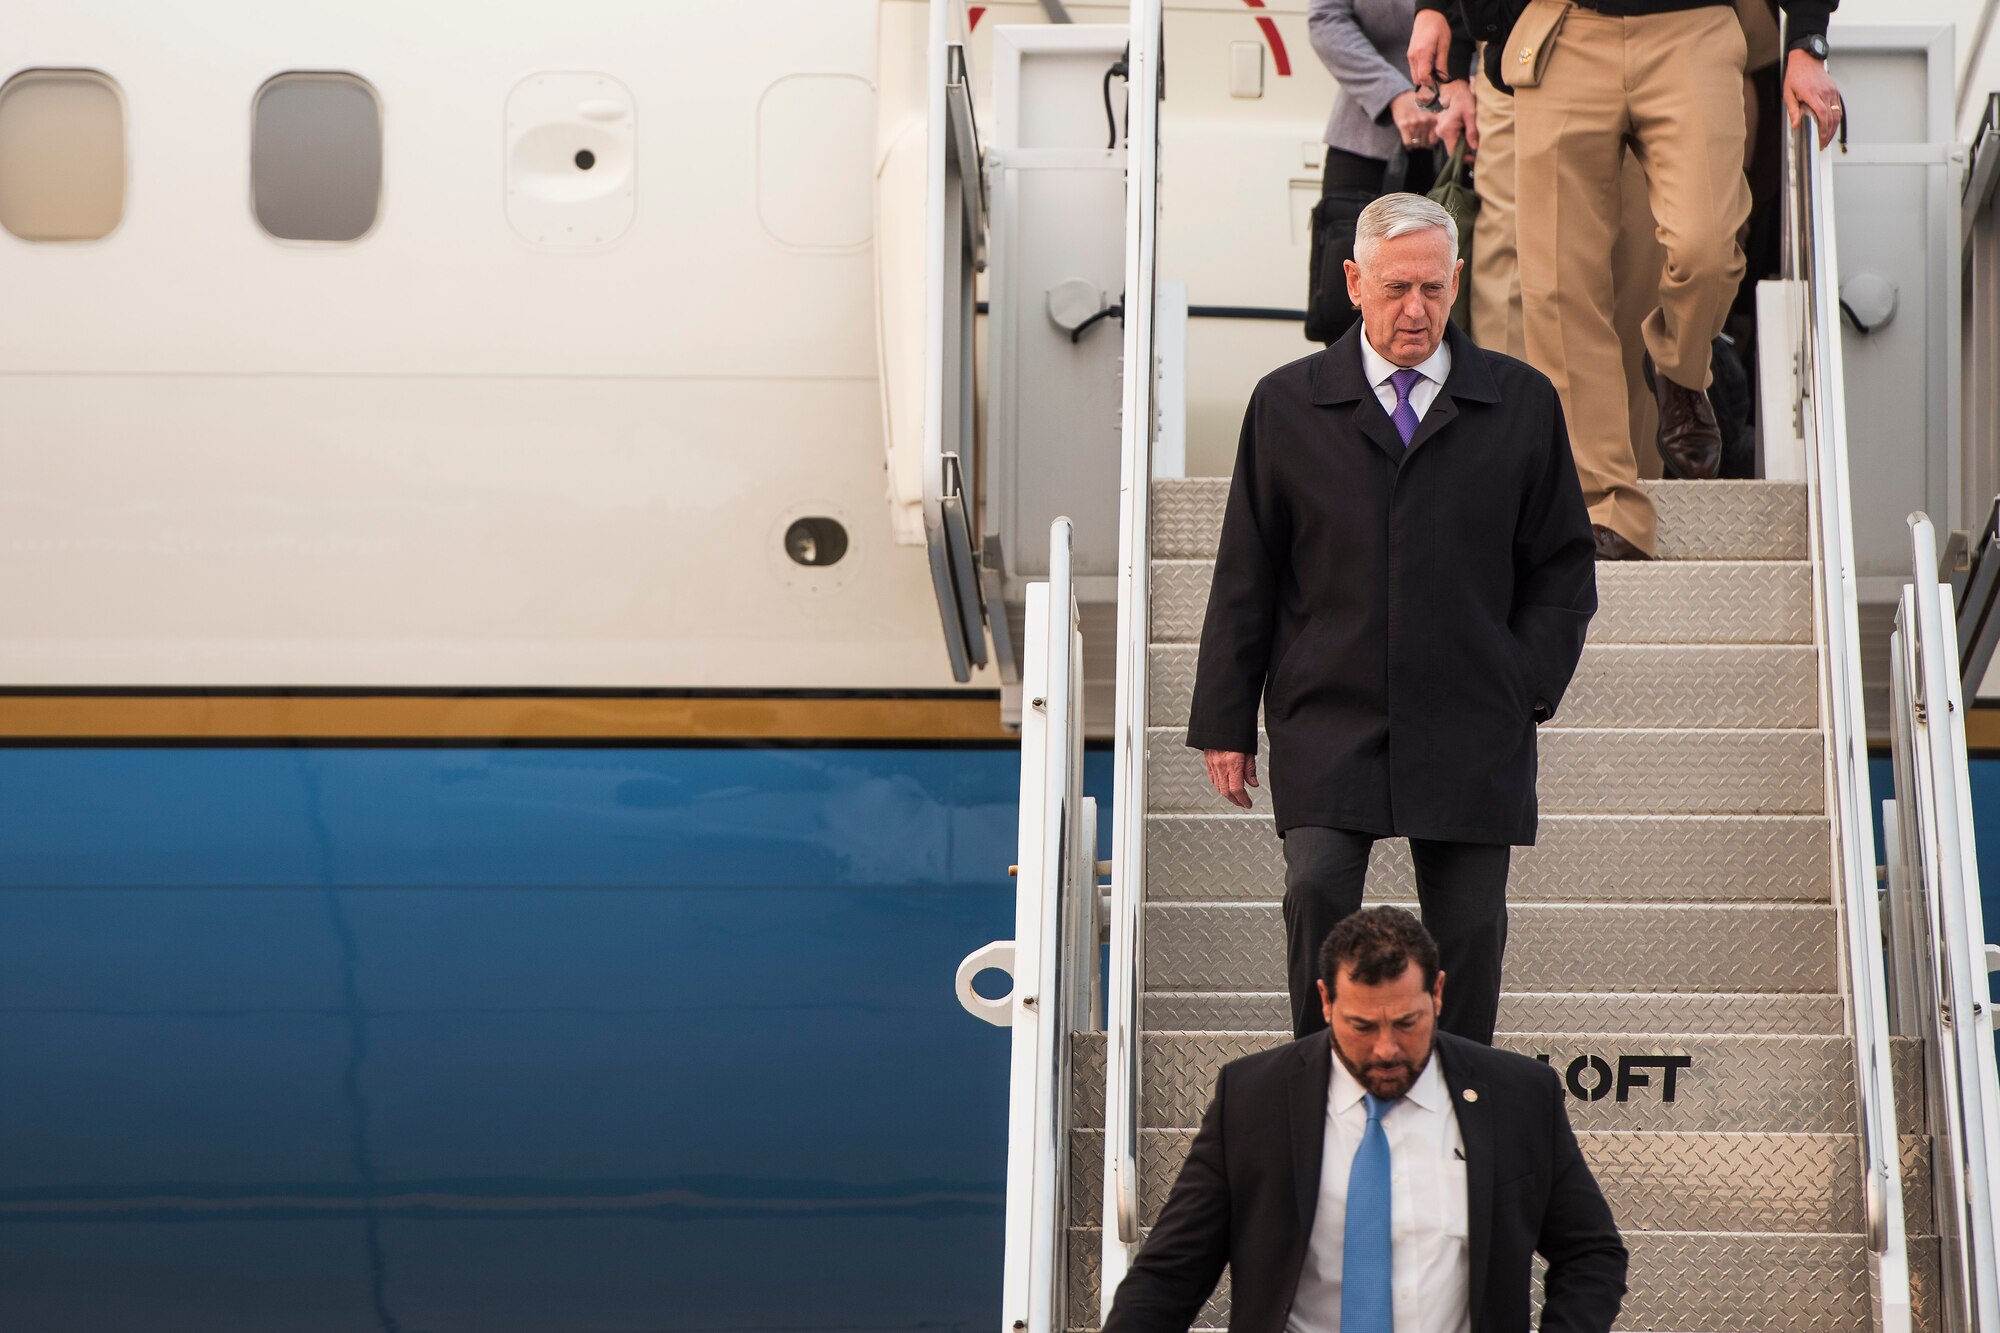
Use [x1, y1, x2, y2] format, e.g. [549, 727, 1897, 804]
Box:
[1788, 32, 1830, 61]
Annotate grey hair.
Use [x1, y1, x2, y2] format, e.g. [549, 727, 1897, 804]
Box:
[1353, 192, 1458, 268]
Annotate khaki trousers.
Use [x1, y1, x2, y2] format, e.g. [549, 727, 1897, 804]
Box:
[1470, 63, 1526, 360]
[1473, 62, 1664, 472]
[1513, 5, 1751, 554]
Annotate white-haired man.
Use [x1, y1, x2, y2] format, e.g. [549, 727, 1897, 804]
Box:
[1187, 194, 1597, 1046]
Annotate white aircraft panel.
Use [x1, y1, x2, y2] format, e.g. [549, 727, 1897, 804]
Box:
[0, 373, 960, 688]
[1, 0, 879, 381]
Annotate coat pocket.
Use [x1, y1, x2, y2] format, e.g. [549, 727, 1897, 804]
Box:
[1501, 0, 1570, 89]
[1506, 635, 1539, 714]
[1265, 626, 1313, 718]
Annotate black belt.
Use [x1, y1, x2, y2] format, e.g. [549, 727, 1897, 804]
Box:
[1563, 0, 1725, 15]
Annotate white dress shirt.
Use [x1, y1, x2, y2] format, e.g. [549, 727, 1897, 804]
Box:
[1285, 1052, 1471, 1333]
[1358, 327, 1452, 426]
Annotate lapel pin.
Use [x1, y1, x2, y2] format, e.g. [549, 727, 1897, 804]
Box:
[1461, 1088, 1479, 1103]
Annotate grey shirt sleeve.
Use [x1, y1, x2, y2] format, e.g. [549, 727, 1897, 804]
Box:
[1308, 0, 1417, 125]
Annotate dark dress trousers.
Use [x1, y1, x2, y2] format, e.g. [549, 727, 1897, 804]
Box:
[1186, 322, 1597, 847]
[1283, 826, 1510, 1042]
[1102, 1032, 1628, 1333]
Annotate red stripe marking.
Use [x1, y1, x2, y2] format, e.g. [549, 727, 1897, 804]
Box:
[969, 5, 985, 30]
[1240, 0, 1292, 76]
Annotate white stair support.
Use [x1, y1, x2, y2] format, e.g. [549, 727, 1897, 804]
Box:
[1757, 278, 1806, 483]
[994, 518, 1090, 1333]
[1886, 516, 2000, 1333]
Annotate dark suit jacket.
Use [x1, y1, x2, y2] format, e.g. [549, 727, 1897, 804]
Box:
[1184, 323, 1595, 845]
[1102, 1032, 1627, 1333]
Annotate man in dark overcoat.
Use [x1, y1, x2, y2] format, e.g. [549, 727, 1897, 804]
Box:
[1187, 192, 1596, 1045]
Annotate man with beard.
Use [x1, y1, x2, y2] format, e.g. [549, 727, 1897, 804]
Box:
[1103, 908, 1626, 1333]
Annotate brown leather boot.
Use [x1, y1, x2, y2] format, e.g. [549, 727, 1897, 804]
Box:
[1643, 351, 1723, 480]
[1592, 524, 1652, 561]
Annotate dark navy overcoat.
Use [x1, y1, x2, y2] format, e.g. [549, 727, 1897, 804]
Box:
[1185, 322, 1596, 845]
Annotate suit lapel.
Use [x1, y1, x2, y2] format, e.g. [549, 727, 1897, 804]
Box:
[1317, 329, 1410, 464]
[1352, 396, 1407, 463]
[1438, 1038, 1494, 1333]
[1290, 1037, 1331, 1239]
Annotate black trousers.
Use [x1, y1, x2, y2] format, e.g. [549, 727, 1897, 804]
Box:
[1281, 826, 1509, 1044]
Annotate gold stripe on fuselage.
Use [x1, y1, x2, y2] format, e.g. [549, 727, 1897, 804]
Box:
[0, 694, 1016, 743]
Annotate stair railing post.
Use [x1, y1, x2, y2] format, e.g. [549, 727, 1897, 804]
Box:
[993, 517, 1083, 1333]
[1901, 514, 2000, 1333]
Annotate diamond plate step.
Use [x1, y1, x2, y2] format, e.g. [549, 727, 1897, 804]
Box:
[1151, 479, 1807, 561]
[1069, 1032, 1924, 1134]
[1145, 812, 1830, 902]
[1147, 902, 1835, 993]
[1147, 644, 1818, 730]
[1592, 562, 1815, 644]
[1149, 559, 1218, 645]
[1142, 991, 1847, 1036]
[1146, 728, 1825, 815]
[1554, 645, 1818, 728]
[1069, 1128, 1930, 1235]
[1150, 559, 1814, 646]
[1065, 1227, 1939, 1333]
[1067, 1227, 1230, 1332]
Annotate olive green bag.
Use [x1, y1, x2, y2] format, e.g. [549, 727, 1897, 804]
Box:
[1428, 139, 1479, 332]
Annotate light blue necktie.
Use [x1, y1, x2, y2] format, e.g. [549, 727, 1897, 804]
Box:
[1388, 367, 1423, 447]
[1341, 1091, 1395, 1333]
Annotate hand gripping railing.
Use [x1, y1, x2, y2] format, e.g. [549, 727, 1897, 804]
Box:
[1885, 515, 2000, 1333]
[1101, 0, 1165, 1310]
[953, 518, 1095, 1333]
[1785, 117, 1914, 1333]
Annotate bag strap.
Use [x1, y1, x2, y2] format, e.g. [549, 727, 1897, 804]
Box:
[1441, 137, 1469, 186]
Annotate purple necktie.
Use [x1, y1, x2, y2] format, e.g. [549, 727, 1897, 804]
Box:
[1388, 367, 1423, 446]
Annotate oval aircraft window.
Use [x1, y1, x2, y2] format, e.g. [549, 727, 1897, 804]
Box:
[785, 518, 849, 568]
[251, 72, 382, 242]
[0, 69, 127, 242]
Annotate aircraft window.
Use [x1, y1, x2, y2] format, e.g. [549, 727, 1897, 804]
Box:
[785, 518, 849, 567]
[0, 69, 127, 242]
[251, 72, 381, 242]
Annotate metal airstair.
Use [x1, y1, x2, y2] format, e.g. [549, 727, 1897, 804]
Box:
[1073, 453, 1934, 1327]
[957, 5, 2000, 1329]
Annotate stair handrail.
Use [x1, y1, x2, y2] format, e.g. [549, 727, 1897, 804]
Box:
[1786, 115, 1915, 1333]
[1886, 515, 2000, 1333]
[1103, 0, 1166, 1307]
[954, 519, 1092, 1333]
[965, 517, 1092, 1333]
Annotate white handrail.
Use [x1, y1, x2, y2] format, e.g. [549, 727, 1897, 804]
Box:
[1103, 0, 1165, 1306]
[1889, 515, 2000, 1333]
[965, 518, 1091, 1333]
[1786, 117, 1914, 1332]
